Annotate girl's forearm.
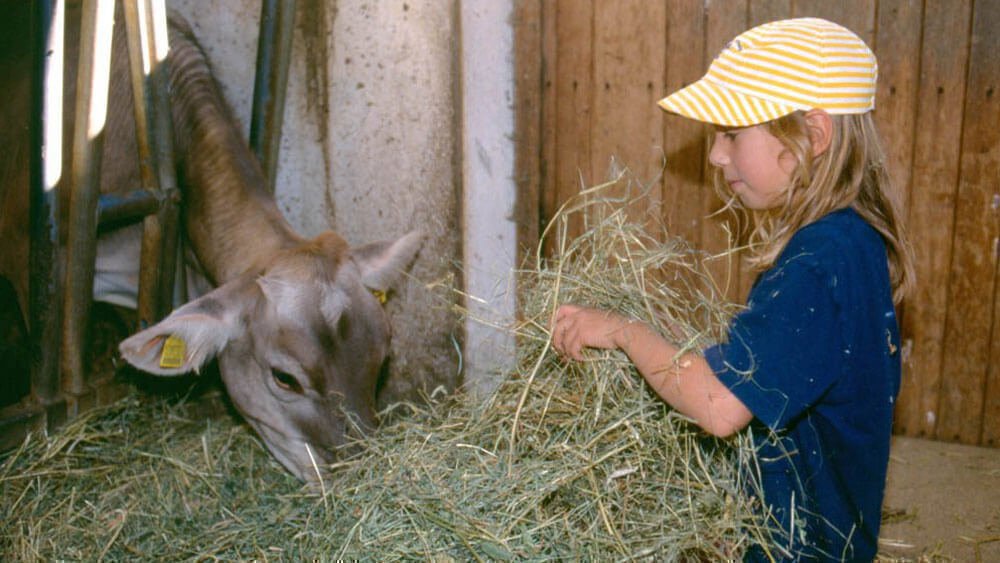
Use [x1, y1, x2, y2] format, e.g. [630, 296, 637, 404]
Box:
[614, 321, 752, 437]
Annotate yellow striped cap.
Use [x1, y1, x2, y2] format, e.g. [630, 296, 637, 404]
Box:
[658, 18, 877, 127]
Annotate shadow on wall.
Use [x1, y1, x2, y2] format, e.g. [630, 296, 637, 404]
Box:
[0, 277, 30, 409]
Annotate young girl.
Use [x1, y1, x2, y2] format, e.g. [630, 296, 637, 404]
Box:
[552, 18, 914, 561]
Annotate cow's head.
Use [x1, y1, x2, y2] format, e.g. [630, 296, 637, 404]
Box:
[119, 230, 422, 482]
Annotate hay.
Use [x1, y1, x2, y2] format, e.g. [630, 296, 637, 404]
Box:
[2, 174, 779, 560]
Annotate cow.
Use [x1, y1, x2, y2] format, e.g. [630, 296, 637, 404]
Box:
[2, 4, 422, 482]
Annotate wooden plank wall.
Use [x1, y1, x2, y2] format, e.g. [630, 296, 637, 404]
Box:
[514, 0, 1000, 447]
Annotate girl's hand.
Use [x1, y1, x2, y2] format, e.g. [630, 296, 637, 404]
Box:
[551, 304, 632, 361]
[554, 305, 752, 437]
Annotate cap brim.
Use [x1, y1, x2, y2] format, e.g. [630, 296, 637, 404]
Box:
[658, 77, 800, 127]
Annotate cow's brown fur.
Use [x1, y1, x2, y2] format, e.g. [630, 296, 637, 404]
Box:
[0, 5, 421, 482]
[165, 15, 303, 284]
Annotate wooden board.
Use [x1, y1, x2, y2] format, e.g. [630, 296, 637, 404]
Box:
[793, 0, 875, 43]
[550, 0, 595, 248]
[590, 0, 666, 227]
[936, 0, 1000, 444]
[872, 0, 923, 213]
[986, 250, 1000, 447]
[896, 2, 972, 438]
[537, 0, 560, 258]
[661, 0, 707, 247]
[748, 0, 792, 27]
[514, 0, 543, 267]
[872, 1, 924, 434]
[525, 0, 1000, 446]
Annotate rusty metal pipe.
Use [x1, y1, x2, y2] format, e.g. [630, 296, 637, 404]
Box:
[122, 1, 157, 193]
[61, 0, 116, 396]
[124, 0, 181, 326]
[249, 0, 297, 194]
[123, 0, 163, 328]
[147, 0, 181, 318]
[29, 0, 63, 403]
[96, 189, 160, 229]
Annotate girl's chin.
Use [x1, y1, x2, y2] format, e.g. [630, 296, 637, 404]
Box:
[737, 196, 776, 211]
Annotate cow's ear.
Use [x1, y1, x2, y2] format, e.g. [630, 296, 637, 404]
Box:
[118, 282, 249, 376]
[352, 230, 423, 292]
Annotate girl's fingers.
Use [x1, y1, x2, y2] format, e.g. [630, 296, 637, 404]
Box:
[554, 303, 578, 323]
[566, 324, 585, 361]
[553, 314, 575, 358]
[568, 333, 582, 361]
[564, 324, 576, 357]
[552, 318, 567, 354]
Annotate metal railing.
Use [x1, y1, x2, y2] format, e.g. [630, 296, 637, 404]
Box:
[25, 0, 295, 419]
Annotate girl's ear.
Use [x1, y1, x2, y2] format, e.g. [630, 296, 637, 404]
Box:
[804, 109, 833, 157]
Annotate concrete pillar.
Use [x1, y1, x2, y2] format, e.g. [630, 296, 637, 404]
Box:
[459, 1, 517, 397]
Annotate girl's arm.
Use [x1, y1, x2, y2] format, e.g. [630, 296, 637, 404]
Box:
[552, 304, 752, 437]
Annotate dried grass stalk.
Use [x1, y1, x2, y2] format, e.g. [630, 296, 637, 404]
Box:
[2, 174, 779, 561]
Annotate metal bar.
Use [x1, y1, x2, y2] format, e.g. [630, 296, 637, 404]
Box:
[249, 0, 297, 194]
[61, 0, 116, 395]
[122, 1, 157, 194]
[146, 0, 181, 317]
[125, 0, 181, 327]
[124, 0, 156, 325]
[96, 189, 160, 228]
[28, 0, 63, 403]
[122, 0, 161, 327]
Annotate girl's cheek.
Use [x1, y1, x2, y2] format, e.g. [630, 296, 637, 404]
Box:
[778, 151, 798, 175]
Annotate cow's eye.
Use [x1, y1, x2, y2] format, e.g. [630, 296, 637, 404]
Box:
[272, 369, 304, 394]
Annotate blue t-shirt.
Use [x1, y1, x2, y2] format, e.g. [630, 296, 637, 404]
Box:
[704, 208, 901, 561]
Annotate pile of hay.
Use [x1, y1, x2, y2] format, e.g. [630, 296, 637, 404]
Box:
[1, 177, 777, 560]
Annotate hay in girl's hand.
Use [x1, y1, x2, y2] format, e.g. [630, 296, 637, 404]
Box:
[1, 174, 777, 561]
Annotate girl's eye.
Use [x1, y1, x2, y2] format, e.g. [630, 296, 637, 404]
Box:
[715, 131, 736, 144]
[272, 369, 304, 393]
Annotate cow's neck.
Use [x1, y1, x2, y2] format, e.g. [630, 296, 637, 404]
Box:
[166, 21, 301, 285]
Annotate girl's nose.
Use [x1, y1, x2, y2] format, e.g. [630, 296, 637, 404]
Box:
[708, 133, 729, 168]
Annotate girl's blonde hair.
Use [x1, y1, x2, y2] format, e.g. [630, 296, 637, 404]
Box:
[715, 111, 915, 303]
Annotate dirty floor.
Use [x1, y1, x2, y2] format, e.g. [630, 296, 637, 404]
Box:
[879, 436, 1000, 561]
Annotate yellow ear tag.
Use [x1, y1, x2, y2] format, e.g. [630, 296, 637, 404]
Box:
[371, 289, 388, 305]
[159, 334, 187, 369]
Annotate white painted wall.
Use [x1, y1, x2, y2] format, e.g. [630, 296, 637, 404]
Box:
[167, 0, 518, 400]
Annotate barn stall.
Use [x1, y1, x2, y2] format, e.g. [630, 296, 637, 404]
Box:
[512, 1, 1000, 556]
[0, 0, 466, 446]
[515, 0, 1000, 449]
[1, 0, 999, 560]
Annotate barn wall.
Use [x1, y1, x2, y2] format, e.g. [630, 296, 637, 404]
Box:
[169, 0, 464, 402]
[516, 0, 1000, 447]
[3, 0, 527, 448]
